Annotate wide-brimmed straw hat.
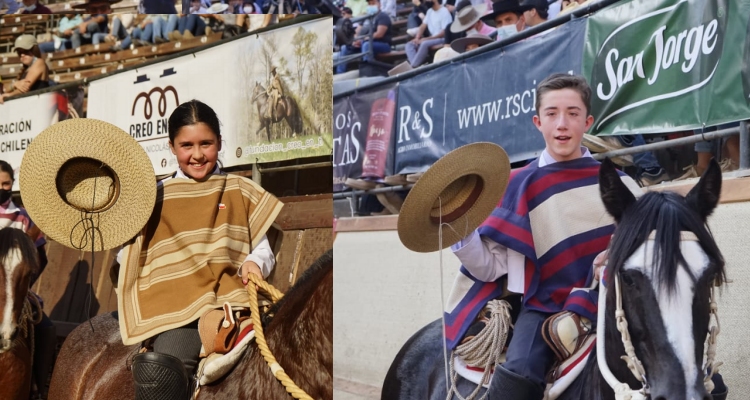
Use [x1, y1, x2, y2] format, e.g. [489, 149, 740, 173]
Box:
[19, 119, 156, 251]
[206, 2, 229, 13]
[450, 3, 488, 33]
[397, 142, 510, 253]
[451, 33, 493, 53]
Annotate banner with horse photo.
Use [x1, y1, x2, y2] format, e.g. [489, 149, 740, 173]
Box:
[0, 86, 85, 190]
[87, 16, 333, 175]
[583, 0, 750, 135]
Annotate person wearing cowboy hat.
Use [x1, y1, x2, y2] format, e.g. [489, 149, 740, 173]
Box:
[449, 2, 494, 37]
[266, 66, 284, 120]
[0, 160, 56, 400]
[20, 0, 52, 14]
[439, 74, 644, 399]
[450, 32, 492, 53]
[518, 0, 548, 29]
[0, 35, 50, 105]
[70, 0, 118, 49]
[480, 0, 525, 41]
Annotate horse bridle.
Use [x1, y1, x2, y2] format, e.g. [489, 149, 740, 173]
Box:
[595, 231, 722, 400]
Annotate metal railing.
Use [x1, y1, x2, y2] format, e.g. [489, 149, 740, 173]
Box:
[334, 13, 393, 70]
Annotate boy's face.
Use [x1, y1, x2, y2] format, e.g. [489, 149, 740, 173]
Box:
[532, 88, 593, 162]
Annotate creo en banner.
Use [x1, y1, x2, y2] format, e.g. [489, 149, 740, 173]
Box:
[88, 17, 333, 175]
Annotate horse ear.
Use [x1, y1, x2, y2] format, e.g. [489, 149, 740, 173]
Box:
[685, 158, 722, 221]
[599, 158, 636, 223]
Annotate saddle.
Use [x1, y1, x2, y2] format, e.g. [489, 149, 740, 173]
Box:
[453, 303, 595, 400]
[195, 303, 255, 386]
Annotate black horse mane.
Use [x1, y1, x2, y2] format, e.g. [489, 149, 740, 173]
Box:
[262, 249, 333, 326]
[0, 227, 39, 276]
[606, 191, 726, 296]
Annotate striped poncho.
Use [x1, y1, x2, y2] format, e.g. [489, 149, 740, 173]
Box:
[444, 157, 640, 349]
[118, 174, 283, 345]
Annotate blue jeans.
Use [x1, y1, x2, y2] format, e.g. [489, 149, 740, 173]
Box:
[336, 40, 391, 74]
[38, 40, 71, 53]
[93, 16, 128, 45]
[615, 135, 661, 171]
[177, 15, 206, 36]
[71, 21, 103, 48]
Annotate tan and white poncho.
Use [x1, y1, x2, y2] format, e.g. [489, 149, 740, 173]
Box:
[117, 174, 283, 345]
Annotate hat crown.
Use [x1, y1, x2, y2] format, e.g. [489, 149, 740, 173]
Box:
[57, 158, 119, 213]
[457, 5, 480, 25]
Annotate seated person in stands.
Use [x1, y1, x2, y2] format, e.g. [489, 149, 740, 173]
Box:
[292, 0, 321, 14]
[481, 0, 524, 41]
[406, 0, 431, 37]
[242, 0, 259, 13]
[38, 14, 84, 54]
[188, 0, 209, 13]
[94, 15, 134, 46]
[70, 0, 116, 49]
[140, 0, 177, 13]
[518, 0, 548, 29]
[406, 0, 452, 68]
[20, 0, 51, 13]
[0, 35, 50, 105]
[335, 0, 393, 74]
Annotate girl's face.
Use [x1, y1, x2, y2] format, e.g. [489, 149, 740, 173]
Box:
[169, 122, 222, 181]
[0, 171, 13, 191]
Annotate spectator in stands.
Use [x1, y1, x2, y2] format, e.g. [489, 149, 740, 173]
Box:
[405, 0, 452, 68]
[292, 0, 322, 14]
[481, 0, 524, 41]
[71, 0, 117, 49]
[335, 0, 393, 74]
[346, 0, 368, 17]
[0, 35, 50, 105]
[243, 0, 259, 13]
[38, 14, 84, 54]
[518, 0, 548, 29]
[678, 123, 741, 180]
[451, 32, 492, 53]
[433, 2, 489, 61]
[0, 0, 18, 14]
[380, 0, 396, 19]
[188, 0, 209, 12]
[406, 0, 430, 37]
[140, 0, 178, 13]
[94, 15, 134, 47]
[21, 0, 52, 13]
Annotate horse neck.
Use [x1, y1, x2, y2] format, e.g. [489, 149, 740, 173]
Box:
[235, 259, 333, 399]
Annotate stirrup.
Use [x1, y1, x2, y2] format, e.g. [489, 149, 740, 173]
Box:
[132, 352, 191, 400]
[541, 311, 593, 361]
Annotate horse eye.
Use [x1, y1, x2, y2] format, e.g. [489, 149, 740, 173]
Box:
[621, 273, 636, 287]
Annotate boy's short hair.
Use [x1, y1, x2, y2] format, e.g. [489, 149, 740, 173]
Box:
[343, 6, 352, 14]
[535, 73, 592, 116]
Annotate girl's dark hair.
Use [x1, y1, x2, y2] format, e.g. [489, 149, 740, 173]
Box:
[0, 160, 14, 180]
[167, 100, 222, 142]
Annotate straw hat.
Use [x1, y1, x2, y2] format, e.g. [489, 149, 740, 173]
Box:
[19, 119, 156, 251]
[397, 142, 510, 253]
[206, 2, 229, 13]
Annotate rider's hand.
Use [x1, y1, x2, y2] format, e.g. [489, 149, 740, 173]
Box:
[241, 261, 263, 288]
[593, 249, 608, 282]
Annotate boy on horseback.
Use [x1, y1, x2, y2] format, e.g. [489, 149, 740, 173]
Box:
[448, 74, 642, 399]
[266, 67, 283, 120]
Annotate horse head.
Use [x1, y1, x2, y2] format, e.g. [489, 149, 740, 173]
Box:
[0, 228, 38, 353]
[252, 82, 266, 101]
[598, 158, 725, 400]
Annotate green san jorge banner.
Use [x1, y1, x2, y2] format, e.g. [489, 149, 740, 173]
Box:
[583, 0, 750, 135]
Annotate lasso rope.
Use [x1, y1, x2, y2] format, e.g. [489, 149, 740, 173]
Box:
[245, 273, 313, 400]
[446, 299, 513, 400]
[18, 296, 41, 361]
[703, 286, 722, 392]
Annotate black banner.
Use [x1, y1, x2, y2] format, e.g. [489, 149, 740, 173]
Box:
[394, 18, 587, 174]
[333, 84, 398, 192]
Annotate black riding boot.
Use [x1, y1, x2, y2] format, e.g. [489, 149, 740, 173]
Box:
[489, 366, 545, 400]
[711, 373, 728, 400]
[32, 316, 57, 398]
[132, 352, 191, 400]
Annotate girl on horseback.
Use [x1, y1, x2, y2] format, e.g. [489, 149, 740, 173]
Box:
[114, 100, 283, 400]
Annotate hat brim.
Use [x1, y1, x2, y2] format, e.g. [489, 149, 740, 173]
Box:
[19, 119, 156, 251]
[397, 142, 510, 253]
[451, 37, 493, 53]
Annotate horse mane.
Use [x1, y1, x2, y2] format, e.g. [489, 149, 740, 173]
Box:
[0, 227, 39, 276]
[606, 191, 726, 296]
[263, 249, 333, 326]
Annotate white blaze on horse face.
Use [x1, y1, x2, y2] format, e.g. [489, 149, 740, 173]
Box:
[623, 239, 710, 399]
[1, 247, 23, 347]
